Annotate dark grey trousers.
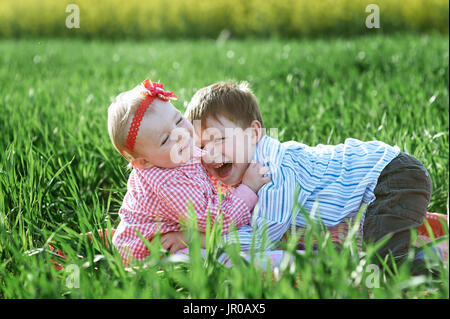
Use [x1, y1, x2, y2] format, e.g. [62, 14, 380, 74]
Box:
[362, 152, 433, 265]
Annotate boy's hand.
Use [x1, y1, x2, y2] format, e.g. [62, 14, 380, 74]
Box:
[242, 162, 271, 193]
[160, 231, 187, 254]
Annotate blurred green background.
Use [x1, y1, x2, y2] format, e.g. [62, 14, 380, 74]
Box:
[0, 0, 448, 39]
[0, 0, 449, 299]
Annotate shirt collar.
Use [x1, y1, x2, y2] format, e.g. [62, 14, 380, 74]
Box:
[252, 134, 283, 166]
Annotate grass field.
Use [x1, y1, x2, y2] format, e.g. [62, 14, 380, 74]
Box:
[0, 32, 448, 298]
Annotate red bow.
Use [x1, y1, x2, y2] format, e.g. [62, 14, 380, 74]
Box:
[143, 78, 177, 101]
[125, 79, 178, 152]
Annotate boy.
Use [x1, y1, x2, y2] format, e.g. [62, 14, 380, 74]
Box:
[164, 80, 432, 267]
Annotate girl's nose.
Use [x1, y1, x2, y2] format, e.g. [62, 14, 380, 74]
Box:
[170, 127, 190, 144]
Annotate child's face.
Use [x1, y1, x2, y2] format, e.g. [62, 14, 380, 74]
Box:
[132, 100, 194, 169]
[196, 114, 260, 186]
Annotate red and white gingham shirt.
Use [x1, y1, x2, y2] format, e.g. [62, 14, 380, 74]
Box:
[113, 148, 256, 264]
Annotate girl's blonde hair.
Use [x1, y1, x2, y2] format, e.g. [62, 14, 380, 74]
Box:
[107, 83, 152, 165]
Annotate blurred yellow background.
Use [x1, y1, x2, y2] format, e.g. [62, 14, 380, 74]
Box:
[0, 0, 448, 38]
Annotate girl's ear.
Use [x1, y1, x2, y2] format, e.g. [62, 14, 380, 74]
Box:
[130, 157, 153, 169]
[249, 120, 263, 144]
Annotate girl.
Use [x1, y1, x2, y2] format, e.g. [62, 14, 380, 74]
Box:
[107, 79, 270, 265]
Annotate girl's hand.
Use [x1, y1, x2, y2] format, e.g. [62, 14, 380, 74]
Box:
[242, 162, 271, 193]
[160, 231, 187, 254]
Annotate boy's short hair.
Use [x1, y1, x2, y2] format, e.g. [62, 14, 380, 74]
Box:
[185, 80, 264, 129]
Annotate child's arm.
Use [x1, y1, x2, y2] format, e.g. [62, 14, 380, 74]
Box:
[157, 163, 269, 235]
[159, 164, 303, 253]
[159, 163, 298, 253]
[221, 164, 308, 251]
[159, 165, 299, 253]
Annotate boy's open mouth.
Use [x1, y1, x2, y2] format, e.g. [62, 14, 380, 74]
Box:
[215, 162, 233, 178]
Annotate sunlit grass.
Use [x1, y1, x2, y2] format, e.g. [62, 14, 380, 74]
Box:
[0, 33, 448, 298]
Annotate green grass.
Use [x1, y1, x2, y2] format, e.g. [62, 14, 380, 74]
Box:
[0, 32, 448, 298]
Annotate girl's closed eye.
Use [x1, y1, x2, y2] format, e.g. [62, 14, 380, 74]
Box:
[160, 116, 183, 147]
[161, 134, 169, 146]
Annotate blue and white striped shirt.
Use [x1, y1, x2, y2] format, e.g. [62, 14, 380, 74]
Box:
[222, 135, 400, 251]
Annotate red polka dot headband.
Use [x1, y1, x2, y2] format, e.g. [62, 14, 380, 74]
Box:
[126, 79, 177, 152]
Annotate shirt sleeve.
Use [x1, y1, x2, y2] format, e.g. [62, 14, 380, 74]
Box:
[156, 173, 255, 234]
[221, 164, 309, 251]
[113, 217, 174, 265]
